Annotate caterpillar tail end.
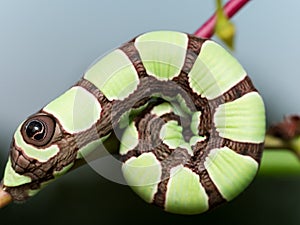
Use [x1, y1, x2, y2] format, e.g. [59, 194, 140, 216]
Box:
[0, 182, 12, 208]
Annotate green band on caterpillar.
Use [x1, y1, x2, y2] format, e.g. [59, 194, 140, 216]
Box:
[160, 120, 184, 149]
[151, 102, 173, 117]
[165, 165, 209, 214]
[84, 49, 139, 101]
[3, 158, 31, 187]
[214, 92, 265, 143]
[43, 86, 101, 133]
[135, 31, 188, 80]
[122, 152, 162, 203]
[2, 31, 265, 215]
[119, 122, 139, 155]
[191, 111, 201, 135]
[204, 147, 259, 201]
[189, 40, 246, 100]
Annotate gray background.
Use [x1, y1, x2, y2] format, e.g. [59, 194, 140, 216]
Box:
[0, 1, 300, 224]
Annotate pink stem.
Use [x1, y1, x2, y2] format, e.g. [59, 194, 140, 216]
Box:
[194, 0, 250, 38]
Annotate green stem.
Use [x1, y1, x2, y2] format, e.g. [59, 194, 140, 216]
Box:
[264, 134, 291, 150]
[259, 134, 300, 176]
[259, 150, 300, 176]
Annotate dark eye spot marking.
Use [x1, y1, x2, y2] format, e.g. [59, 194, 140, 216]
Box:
[25, 120, 46, 141]
[21, 115, 56, 147]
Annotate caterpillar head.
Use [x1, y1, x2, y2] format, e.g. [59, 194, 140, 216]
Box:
[0, 84, 102, 205]
[1, 112, 77, 203]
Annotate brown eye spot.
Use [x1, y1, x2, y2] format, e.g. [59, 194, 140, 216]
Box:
[21, 115, 56, 147]
[26, 120, 46, 140]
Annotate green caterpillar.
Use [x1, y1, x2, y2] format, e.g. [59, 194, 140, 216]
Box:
[1, 31, 265, 214]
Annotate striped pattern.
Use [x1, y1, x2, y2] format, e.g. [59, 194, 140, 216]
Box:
[3, 31, 265, 214]
[116, 31, 265, 214]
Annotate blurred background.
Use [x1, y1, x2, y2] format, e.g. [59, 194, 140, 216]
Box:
[1, 0, 300, 224]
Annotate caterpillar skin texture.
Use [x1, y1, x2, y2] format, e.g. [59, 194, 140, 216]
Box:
[2, 31, 265, 215]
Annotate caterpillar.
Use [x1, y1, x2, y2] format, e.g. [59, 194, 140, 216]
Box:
[0, 31, 265, 214]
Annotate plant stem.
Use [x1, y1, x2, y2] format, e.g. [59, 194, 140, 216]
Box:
[259, 150, 300, 176]
[259, 135, 300, 176]
[264, 135, 291, 150]
[194, 0, 250, 38]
